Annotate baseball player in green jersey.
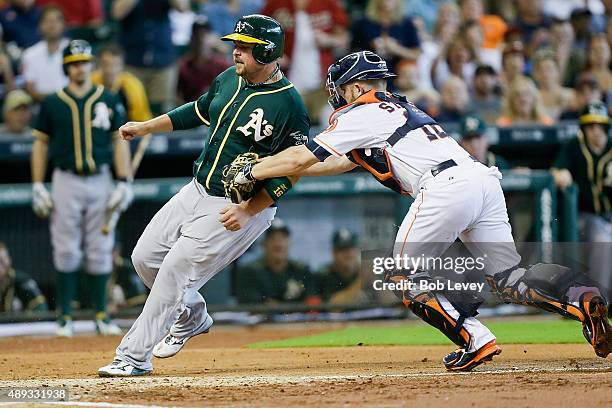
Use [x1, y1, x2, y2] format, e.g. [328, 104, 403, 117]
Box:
[552, 101, 611, 295]
[98, 14, 310, 377]
[30, 39, 134, 337]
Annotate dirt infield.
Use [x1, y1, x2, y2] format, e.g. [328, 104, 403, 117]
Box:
[0, 322, 611, 407]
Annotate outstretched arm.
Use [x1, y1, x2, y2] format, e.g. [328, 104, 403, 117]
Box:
[119, 115, 173, 140]
[250, 145, 320, 179]
[120, 79, 216, 140]
[301, 155, 357, 176]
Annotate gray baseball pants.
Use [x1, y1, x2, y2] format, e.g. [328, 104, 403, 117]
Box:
[51, 166, 114, 275]
[115, 179, 275, 370]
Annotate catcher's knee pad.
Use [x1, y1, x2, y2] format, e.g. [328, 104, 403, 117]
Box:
[487, 263, 587, 321]
[384, 269, 476, 347]
[384, 267, 421, 307]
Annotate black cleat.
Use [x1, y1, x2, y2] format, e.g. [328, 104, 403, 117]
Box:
[443, 339, 502, 371]
[579, 293, 612, 358]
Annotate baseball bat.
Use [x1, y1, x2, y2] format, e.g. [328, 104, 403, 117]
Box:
[130, 133, 152, 174]
[101, 134, 152, 235]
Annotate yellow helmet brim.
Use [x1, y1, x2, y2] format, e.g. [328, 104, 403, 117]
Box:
[221, 33, 268, 44]
[579, 114, 610, 125]
[63, 54, 94, 65]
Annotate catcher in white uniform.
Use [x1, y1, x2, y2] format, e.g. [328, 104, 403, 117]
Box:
[227, 51, 611, 370]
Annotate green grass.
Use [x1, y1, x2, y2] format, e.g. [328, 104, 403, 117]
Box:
[248, 319, 585, 349]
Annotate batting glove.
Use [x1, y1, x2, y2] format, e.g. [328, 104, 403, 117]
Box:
[106, 181, 134, 212]
[32, 182, 53, 218]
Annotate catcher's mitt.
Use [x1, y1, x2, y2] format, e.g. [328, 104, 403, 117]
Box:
[222, 152, 259, 203]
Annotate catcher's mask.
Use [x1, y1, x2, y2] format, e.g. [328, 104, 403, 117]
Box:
[326, 51, 396, 110]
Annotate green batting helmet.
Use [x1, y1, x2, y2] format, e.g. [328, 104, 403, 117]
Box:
[62, 39, 94, 74]
[221, 14, 284, 65]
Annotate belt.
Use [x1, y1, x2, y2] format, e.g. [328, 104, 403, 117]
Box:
[431, 156, 479, 177]
[430, 159, 457, 177]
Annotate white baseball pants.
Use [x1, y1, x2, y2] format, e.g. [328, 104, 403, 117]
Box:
[395, 162, 522, 351]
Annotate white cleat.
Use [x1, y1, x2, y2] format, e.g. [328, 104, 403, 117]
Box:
[98, 359, 151, 377]
[153, 314, 213, 359]
[56, 320, 74, 337]
[95, 319, 122, 336]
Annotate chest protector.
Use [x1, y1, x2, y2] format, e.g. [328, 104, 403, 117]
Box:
[345, 92, 438, 195]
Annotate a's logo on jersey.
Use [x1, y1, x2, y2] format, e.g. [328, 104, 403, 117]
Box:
[236, 108, 274, 141]
[92, 102, 111, 130]
[284, 279, 305, 300]
[465, 117, 480, 133]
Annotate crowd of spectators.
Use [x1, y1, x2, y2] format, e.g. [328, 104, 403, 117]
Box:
[0, 0, 607, 129]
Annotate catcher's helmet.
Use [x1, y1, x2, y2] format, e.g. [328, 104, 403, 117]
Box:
[326, 51, 396, 109]
[579, 101, 610, 128]
[62, 39, 94, 74]
[221, 14, 284, 65]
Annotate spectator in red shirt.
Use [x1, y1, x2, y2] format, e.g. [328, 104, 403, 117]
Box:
[262, 0, 349, 125]
[177, 16, 231, 104]
[36, 0, 103, 28]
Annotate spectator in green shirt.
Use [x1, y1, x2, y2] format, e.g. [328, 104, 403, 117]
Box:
[317, 229, 367, 305]
[235, 219, 318, 304]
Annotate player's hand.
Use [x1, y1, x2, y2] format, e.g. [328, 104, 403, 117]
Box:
[32, 182, 53, 218]
[551, 169, 573, 191]
[219, 202, 252, 231]
[107, 181, 134, 212]
[119, 121, 148, 141]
